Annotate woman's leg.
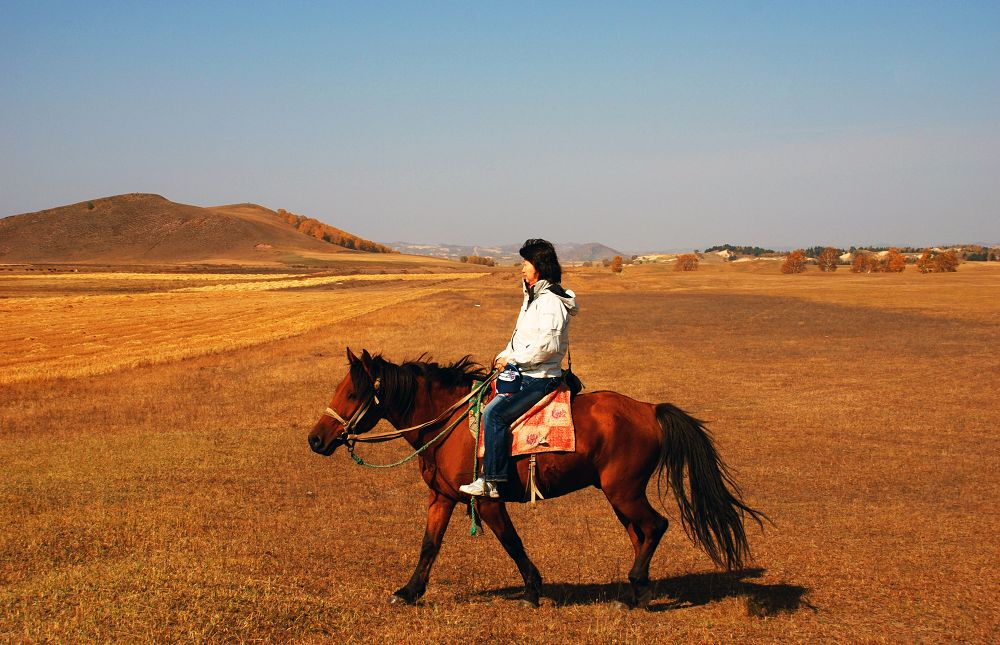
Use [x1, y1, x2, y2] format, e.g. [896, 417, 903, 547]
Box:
[481, 376, 558, 482]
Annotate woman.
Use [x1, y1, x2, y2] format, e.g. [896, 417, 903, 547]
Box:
[460, 239, 578, 498]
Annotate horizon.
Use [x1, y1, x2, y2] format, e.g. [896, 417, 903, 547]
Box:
[2, 2, 998, 250]
[3, 190, 996, 256]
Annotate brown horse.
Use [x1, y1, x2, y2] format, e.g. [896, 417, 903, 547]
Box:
[308, 348, 765, 608]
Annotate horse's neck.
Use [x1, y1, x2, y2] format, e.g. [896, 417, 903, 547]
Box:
[389, 377, 466, 447]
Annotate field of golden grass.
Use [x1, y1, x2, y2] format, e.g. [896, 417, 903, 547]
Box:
[0, 272, 486, 385]
[1, 263, 998, 642]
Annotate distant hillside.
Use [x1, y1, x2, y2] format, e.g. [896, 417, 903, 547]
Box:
[0, 194, 386, 265]
[391, 241, 624, 263]
[275, 208, 395, 253]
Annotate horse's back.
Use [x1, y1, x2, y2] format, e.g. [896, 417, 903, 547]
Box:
[571, 390, 662, 474]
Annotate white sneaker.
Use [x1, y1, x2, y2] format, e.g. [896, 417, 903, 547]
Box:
[459, 477, 500, 498]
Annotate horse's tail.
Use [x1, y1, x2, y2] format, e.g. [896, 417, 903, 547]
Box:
[654, 402, 767, 571]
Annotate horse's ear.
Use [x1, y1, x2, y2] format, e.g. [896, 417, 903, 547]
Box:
[358, 349, 375, 379]
[346, 347, 359, 364]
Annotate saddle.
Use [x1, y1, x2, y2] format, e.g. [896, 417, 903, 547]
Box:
[469, 382, 576, 458]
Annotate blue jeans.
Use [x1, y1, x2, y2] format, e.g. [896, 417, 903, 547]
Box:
[481, 375, 562, 482]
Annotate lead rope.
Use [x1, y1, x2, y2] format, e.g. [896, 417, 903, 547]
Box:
[468, 377, 491, 536]
[347, 374, 496, 469]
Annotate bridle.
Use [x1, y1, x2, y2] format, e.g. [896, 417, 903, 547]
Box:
[321, 377, 383, 441]
[320, 371, 499, 454]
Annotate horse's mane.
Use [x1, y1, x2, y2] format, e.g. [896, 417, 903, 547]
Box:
[350, 353, 487, 420]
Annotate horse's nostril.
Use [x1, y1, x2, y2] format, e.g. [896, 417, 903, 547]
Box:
[309, 435, 321, 450]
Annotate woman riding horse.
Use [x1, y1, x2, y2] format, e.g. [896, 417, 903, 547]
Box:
[459, 238, 578, 498]
[308, 255, 765, 608]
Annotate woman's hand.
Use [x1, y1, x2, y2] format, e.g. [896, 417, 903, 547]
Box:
[494, 355, 509, 370]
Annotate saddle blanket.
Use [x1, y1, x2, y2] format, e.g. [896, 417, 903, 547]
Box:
[470, 382, 576, 457]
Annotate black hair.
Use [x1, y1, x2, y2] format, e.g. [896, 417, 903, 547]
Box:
[519, 238, 562, 284]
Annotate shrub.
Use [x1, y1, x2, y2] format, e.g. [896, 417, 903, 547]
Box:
[86, 201, 95, 210]
[781, 250, 806, 274]
[610, 256, 623, 273]
[674, 253, 699, 271]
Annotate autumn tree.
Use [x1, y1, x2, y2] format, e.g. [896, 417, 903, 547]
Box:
[885, 248, 906, 272]
[933, 249, 959, 272]
[781, 250, 806, 274]
[917, 250, 934, 273]
[917, 249, 958, 273]
[851, 252, 883, 273]
[460, 255, 495, 267]
[674, 253, 699, 271]
[610, 256, 623, 273]
[818, 247, 839, 272]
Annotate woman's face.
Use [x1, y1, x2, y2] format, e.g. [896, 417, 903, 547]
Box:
[521, 260, 540, 285]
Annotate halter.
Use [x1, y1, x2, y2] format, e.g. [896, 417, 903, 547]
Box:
[322, 377, 382, 439]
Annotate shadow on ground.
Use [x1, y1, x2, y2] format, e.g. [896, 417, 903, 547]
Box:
[478, 568, 815, 616]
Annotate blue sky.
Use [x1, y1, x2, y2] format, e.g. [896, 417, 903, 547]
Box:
[2, 1, 998, 251]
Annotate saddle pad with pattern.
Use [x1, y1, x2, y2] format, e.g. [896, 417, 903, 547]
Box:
[470, 382, 576, 458]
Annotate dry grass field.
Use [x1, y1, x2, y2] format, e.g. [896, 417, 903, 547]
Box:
[1, 263, 998, 642]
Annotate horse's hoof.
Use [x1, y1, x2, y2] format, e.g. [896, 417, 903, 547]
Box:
[609, 600, 631, 610]
[516, 598, 539, 609]
[388, 593, 414, 605]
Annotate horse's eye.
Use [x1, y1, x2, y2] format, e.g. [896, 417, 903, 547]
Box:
[347, 393, 357, 401]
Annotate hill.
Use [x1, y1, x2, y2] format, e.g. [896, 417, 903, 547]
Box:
[0, 194, 389, 266]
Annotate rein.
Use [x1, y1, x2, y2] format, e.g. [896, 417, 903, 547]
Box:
[322, 370, 498, 468]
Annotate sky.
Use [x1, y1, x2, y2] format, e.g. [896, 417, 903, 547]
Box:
[1, 1, 998, 252]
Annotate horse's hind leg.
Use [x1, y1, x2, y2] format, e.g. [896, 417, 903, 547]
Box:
[390, 490, 456, 605]
[477, 500, 543, 607]
[604, 488, 669, 609]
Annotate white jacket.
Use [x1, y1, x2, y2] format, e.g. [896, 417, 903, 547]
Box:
[497, 279, 579, 378]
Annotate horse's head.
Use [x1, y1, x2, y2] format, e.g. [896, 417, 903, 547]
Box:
[308, 347, 385, 456]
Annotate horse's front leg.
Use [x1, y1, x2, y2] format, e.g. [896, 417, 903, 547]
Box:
[389, 490, 456, 605]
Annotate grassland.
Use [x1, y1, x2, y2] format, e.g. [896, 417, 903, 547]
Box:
[1, 263, 998, 642]
[0, 272, 486, 384]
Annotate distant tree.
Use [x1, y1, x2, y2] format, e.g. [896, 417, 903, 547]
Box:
[86, 201, 95, 210]
[915, 249, 958, 273]
[674, 253, 699, 271]
[851, 252, 885, 273]
[885, 248, 906, 272]
[602, 258, 611, 267]
[463, 255, 495, 267]
[781, 250, 806, 274]
[817, 247, 839, 272]
[917, 250, 934, 273]
[581, 261, 593, 267]
[610, 256, 623, 273]
[933, 249, 959, 272]
[459, 256, 468, 263]
[705, 244, 775, 256]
